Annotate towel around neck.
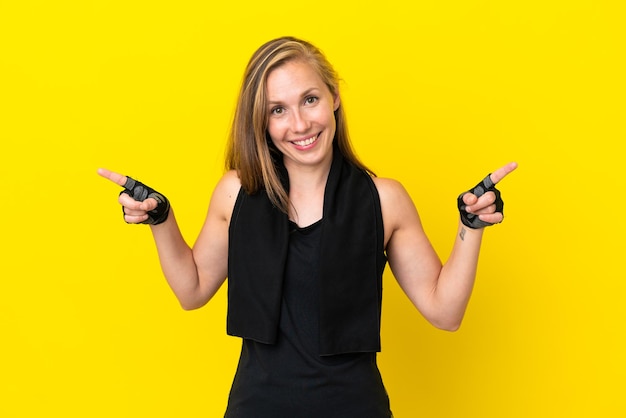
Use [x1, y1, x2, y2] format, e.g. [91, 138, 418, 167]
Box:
[227, 146, 387, 355]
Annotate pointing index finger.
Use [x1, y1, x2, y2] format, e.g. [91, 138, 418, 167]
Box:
[489, 162, 518, 185]
[97, 168, 128, 188]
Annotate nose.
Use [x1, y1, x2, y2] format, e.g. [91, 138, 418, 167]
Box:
[290, 109, 310, 133]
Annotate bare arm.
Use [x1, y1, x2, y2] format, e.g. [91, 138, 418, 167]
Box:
[375, 163, 517, 331]
[98, 168, 241, 310]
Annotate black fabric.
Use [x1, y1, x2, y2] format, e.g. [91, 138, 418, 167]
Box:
[120, 176, 170, 225]
[224, 221, 392, 418]
[457, 173, 504, 229]
[227, 147, 387, 355]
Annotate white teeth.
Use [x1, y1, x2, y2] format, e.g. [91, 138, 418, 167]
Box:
[293, 135, 317, 146]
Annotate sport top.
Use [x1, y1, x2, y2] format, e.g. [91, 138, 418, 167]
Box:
[227, 147, 387, 355]
[224, 220, 392, 417]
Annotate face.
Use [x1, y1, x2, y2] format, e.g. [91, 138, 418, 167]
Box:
[265, 59, 340, 171]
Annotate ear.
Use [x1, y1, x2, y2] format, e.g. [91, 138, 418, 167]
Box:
[333, 94, 341, 111]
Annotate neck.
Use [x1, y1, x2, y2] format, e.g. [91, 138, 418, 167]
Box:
[283, 148, 333, 193]
[285, 151, 333, 227]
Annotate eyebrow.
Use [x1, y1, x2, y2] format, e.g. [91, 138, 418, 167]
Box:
[267, 87, 321, 105]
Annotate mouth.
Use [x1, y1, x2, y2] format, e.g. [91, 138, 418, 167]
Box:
[290, 134, 319, 147]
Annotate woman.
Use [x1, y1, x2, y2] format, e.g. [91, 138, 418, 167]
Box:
[98, 36, 516, 417]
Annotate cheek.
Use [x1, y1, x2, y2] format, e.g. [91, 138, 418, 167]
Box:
[266, 121, 284, 147]
[322, 101, 338, 125]
[323, 108, 337, 132]
[266, 121, 279, 142]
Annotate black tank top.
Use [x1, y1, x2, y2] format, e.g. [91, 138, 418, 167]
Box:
[224, 220, 392, 417]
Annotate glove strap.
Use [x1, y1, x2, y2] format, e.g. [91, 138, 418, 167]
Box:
[457, 174, 504, 229]
[120, 176, 171, 225]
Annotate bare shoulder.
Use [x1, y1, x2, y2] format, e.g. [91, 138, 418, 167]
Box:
[372, 176, 407, 201]
[372, 177, 417, 216]
[372, 176, 421, 246]
[215, 170, 242, 196]
[209, 170, 242, 223]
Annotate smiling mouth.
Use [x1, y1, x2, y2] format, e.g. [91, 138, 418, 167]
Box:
[291, 134, 318, 147]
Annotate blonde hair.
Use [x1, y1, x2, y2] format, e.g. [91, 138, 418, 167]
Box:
[225, 36, 372, 213]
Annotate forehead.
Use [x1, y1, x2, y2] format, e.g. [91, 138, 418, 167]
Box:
[266, 60, 329, 99]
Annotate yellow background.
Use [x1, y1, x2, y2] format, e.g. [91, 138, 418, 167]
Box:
[1, 0, 624, 416]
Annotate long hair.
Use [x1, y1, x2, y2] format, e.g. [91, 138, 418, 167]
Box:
[225, 36, 373, 213]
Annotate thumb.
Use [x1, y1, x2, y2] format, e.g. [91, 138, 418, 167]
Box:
[139, 197, 159, 211]
[463, 193, 478, 206]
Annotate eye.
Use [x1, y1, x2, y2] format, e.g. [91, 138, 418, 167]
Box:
[304, 96, 318, 105]
[270, 106, 284, 115]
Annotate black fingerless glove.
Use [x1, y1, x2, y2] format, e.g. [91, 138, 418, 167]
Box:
[121, 176, 171, 225]
[457, 174, 504, 229]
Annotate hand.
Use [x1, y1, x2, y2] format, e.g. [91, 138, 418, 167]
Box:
[97, 168, 170, 225]
[458, 162, 517, 228]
